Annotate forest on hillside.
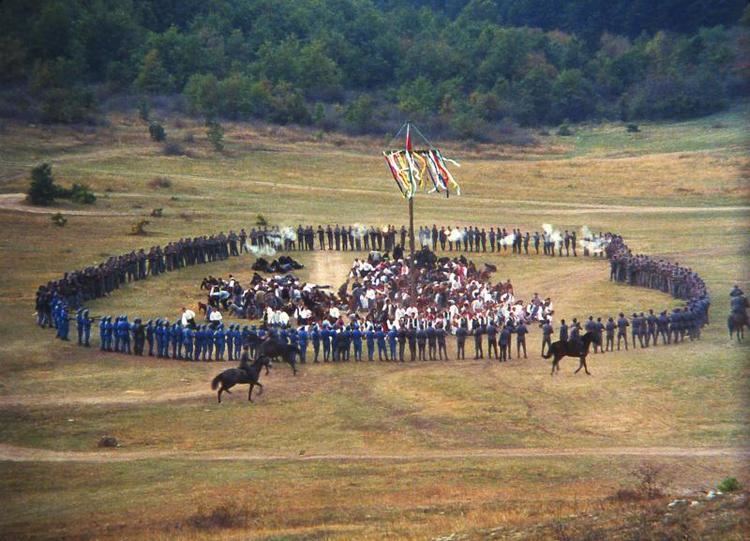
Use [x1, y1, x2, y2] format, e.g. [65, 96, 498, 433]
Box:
[1, 0, 748, 139]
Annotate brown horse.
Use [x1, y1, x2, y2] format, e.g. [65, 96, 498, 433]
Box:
[728, 312, 747, 342]
[543, 331, 599, 376]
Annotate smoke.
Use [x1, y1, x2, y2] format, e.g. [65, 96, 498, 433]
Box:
[418, 228, 431, 246]
[247, 242, 277, 257]
[448, 229, 465, 242]
[542, 223, 563, 247]
[499, 233, 515, 246]
[579, 225, 610, 254]
[351, 223, 369, 239]
[279, 226, 298, 242]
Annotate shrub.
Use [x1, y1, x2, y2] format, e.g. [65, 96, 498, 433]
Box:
[150, 208, 163, 217]
[27, 163, 57, 206]
[718, 477, 741, 492]
[138, 99, 150, 122]
[163, 142, 184, 156]
[130, 220, 150, 235]
[148, 176, 172, 189]
[69, 183, 96, 204]
[206, 121, 224, 151]
[626, 123, 640, 133]
[51, 213, 67, 227]
[557, 124, 573, 136]
[149, 121, 166, 142]
[255, 214, 268, 226]
[187, 503, 247, 530]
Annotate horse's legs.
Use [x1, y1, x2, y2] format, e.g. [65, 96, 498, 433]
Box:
[248, 383, 254, 402]
[582, 356, 591, 375]
[256, 382, 263, 395]
[574, 357, 582, 374]
[217, 386, 223, 403]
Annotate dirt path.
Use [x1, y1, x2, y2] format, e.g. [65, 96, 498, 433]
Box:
[0, 443, 747, 463]
[0, 193, 133, 216]
[0, 387, 210, 407]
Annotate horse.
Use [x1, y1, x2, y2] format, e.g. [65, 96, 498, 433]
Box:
[728, 311, 747, 342]
[543, 331, 600, 376]
[210, 356, 271, 403]
[256, 339, 300, 375]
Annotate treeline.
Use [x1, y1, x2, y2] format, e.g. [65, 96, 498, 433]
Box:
[0, 0, 747, 139]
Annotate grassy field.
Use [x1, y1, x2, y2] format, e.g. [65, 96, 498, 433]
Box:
[0, 104, 748, 540]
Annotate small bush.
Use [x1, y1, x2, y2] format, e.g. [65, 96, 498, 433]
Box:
[163, 142, 184, 156]
[51, 213, 67, 227]
[255, 214, 268, 226]
[557, 124, 573, 136]
[131, 219, 150, 235]
[149, 121, 166, 142]
[138, 99, 150, 122]
[718, 477, 741, 492]
[187, 503, 247, 530]
[69, 183, 96, 204]
[148, 176, 172, 189]
[150, 208, 163, 217]
[626, 123, 640, 133]
[206, 121, 224, 151]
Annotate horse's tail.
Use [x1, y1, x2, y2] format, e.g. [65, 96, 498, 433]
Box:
[211, 374, 222, 390]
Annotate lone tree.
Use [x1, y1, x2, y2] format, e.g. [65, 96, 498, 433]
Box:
[27, 163, 58, 206]
[149, 121, 166, 142]
[207, 121, 224, 151]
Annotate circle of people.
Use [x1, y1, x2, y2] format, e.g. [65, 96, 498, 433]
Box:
[36, 223, 711, 364]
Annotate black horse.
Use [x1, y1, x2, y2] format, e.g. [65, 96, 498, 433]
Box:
[543, 331, 600, 376]
[210, 356, 271, 403]
[728, 311, 747, 342]
[256, 339, 300, 375]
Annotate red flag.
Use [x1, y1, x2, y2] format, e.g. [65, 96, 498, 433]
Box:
[405, 123, 412, 152]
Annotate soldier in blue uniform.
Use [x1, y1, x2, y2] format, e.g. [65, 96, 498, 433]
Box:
[472, 318, 484, 359]
[569, 319, 581, 354]
[397, 325, 407, 362]
[455, 321, 468, 360]
[183, 325, 194, 360]
[311, 323, 322, 362]
[132, 318, 145, 356]
[81, 309, 92, 347]
[436, 322, 448, 360]
[645, 309, 658, 346]
[376, 325, 388, 361]
[416, 324, 427, 361]
[657, 311, 670, 344]
[173, 323, 183, 359]
[631, 313, 641, 349]
[540, 319, 553, 357]
[486, 319, 498, 360]
[214, 325, 225, 360]
[499, 323, 511, 362]
[605, 317, 615, 352]
[322, 323, 332, 361]
[298, 325, 308, 363]
[365, 324, 375, 361]
[234, 326, 243, 360]
[559, 319, 568, 343]
[226, 325, 235, 361]
[76, 309, 85, 345]
[351, 324, 362, 362]
[387, 326, 398, 361]
[146, 320, 155, 356]
[616, 313, 629, 350]
[99, 316, 108, 351]
[120, 316, 132, 354]
[426, 322, 437, 360]
[515, 321, 528, 359]
[194, 324, 204, 360]
[407, 322, 417, 361]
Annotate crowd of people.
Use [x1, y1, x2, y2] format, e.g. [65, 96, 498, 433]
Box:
[245, 224, 610, 257]
[35, 223, 714, 364]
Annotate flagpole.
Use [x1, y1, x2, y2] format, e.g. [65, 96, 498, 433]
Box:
[406, 121, 415, 258]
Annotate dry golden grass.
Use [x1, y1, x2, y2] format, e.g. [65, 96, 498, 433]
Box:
[0, 104, 748, 540]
